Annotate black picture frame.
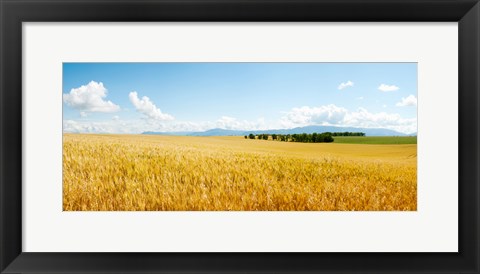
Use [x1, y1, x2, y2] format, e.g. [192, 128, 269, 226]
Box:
[1, 0, 479, 273]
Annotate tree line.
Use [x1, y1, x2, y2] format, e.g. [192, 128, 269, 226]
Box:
[331, 132, 365, 136]
[244, 132, 365, 143]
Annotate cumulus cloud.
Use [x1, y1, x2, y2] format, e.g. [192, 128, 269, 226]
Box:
[63, 116, 270, 134]
[64, 119, 175, 134]
[280, 104, 349, 128]
[63, 120, 124, 134]
[280, 104, 416, 134]
[396, 95, 417, 107]
[343, 108, 416, 134]
[378, 84, 400, 92]
[63, 81, 120, 113]
[128, 91, 174, 121]
[215, 116, 266, 130]
[338, 80, 354, 90]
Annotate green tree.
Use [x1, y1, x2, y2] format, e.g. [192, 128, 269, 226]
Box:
[322, 132, 334, 142]
[301, 133, 308, 142]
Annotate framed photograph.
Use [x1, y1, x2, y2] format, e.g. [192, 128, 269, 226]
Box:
[1, 0, 479, 273]
[61, 62, 418, 212]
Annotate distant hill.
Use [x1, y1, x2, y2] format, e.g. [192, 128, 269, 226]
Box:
[143, 125, 408, 137]
[191, 128, 242, 136]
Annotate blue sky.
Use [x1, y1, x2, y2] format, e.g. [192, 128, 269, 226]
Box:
[63, 63, 417, 134]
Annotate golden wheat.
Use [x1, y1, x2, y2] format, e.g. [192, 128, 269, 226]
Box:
[63, 134, 417, 211]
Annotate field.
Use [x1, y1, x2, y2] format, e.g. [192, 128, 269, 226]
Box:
[63, 134, 417, 211]
[332, 136, 417, 144]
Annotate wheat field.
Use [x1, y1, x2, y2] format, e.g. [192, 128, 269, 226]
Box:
[63, 134, 417, 211]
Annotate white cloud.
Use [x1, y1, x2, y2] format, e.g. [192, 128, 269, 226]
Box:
[357, 96, 364, 100]
[63, 120, 121, 134]
[344, 108, 416, 134]
[280, 104, 349, 128]
[280, 104, 416, 134]
[215, 116, 266, 130]
[63, 119, 172, 134]
[128, 91, 174, 121]
[338, 80, 354, 90]
[378, 84, 400, 92]
[396, 95, 417, 107]
[63, 81, 120, 113]
[112, 115, 120, 121]
[80, 112, 88, 118]
[63, 116, 270, 134]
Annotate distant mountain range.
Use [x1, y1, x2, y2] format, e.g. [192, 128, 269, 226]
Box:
[143, 125, 415, 137]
